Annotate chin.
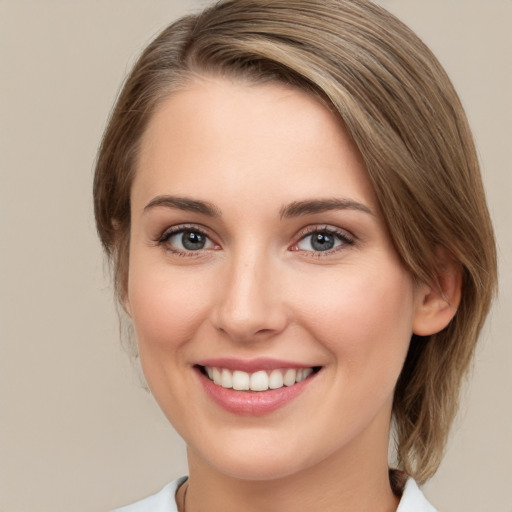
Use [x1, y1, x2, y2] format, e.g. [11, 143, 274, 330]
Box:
[205, 450, 313, 482]
[185, 426, 336, 483]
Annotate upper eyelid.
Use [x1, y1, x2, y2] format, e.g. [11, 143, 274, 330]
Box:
[155, 223, 355, 250]
[294, 224, 355, 241]
[290, 225, 355, 254]
[159, 223, 213, 241]
[157, 225, 218, 255]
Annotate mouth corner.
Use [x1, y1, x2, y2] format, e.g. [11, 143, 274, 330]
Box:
[195, 364, 208, 375]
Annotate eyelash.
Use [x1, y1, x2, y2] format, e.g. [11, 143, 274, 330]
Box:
[157, 224, 216, 257]
[291, 225, 355, 257]
[156, 224, 355, 258]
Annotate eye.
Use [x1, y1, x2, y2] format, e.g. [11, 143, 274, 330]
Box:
[160, 227, 217, 253]
[293, 227, 354, 253]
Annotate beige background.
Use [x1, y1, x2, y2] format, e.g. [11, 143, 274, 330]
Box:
[0, 1, 510, 511]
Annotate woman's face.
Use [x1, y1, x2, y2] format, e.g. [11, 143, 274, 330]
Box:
[127, 77, 425, 481]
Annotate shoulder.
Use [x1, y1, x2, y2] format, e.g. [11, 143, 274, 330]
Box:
[109, 476, 187, 512]
[397, 478, 438, 512]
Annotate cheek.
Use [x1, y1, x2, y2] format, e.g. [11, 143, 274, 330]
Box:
[295, 262, 415, 373]
[126, 262, 216, 428]
[127, 263, 213, 352]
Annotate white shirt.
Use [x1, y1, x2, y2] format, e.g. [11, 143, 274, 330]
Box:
[111, 476, 437, 512]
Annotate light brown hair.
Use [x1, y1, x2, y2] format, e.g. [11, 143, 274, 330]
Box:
[93, 0, 497, 484]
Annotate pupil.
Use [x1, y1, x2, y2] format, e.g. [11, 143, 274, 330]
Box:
[312, 232, 334, 251]
[182, 231, 206, 250]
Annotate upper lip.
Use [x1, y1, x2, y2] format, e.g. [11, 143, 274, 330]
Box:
[195, 357, 319, 373]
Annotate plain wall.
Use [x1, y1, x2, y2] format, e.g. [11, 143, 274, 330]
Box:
[1, 1, 510, 511]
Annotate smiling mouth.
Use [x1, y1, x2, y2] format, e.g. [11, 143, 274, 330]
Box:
[198, 366, 321, 392]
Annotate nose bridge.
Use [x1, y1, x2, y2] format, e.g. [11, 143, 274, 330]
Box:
[214, 245, 286, 341]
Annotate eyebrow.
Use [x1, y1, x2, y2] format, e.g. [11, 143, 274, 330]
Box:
[143, 195, 373, 219]
[279, 198, 374, 219]
[144, 195, 222, 217]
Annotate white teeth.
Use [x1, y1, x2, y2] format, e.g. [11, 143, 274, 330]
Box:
[250, 371, 269, 391]
[283, 369, 297, 386]
[212, 367, 222, 385]
[221, 368, 233, 388]
[232, 370, 250, 390]
[302, 368, 313, 380]
[296, 368, 313, 382]
[268, 369, 284, 389]
[204, 366, 315, 391]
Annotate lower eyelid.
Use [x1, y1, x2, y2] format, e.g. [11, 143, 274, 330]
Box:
[155, 227, 214, 254]
[156, 225, 353, 255]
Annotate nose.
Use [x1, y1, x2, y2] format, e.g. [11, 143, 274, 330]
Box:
[211, 251, 288, 343]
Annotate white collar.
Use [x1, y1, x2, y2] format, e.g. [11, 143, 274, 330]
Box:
[397, 478, 438, 512]
[111, 475, 437, 512]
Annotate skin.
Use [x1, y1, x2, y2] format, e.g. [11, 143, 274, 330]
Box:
[126, 77, 458, 512]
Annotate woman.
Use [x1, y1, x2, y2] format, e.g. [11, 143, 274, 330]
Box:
[93, 0, 497, 510]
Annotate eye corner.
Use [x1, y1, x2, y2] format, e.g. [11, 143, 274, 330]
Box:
[289, 225, 356, 257]
[156, 224, 220, 256]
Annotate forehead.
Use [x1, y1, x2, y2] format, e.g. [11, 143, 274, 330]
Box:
[133, 77, 377, 213]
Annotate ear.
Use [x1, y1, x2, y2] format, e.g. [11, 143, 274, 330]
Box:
[412, 251, 462, 336]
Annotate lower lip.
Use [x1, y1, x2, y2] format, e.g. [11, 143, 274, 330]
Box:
[196, 368, 317, 416]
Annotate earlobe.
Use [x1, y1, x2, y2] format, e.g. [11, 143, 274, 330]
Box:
[412, 255, 462, 336]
